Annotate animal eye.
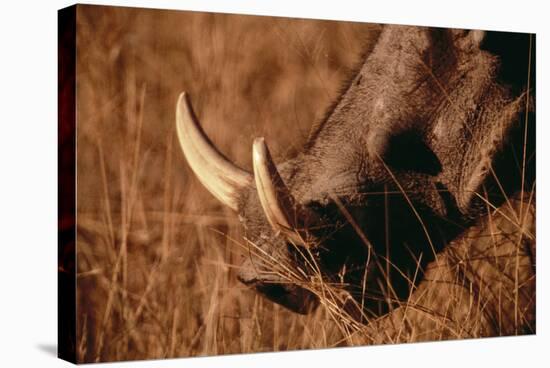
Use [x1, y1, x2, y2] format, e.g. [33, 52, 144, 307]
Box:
[383, 131, 441, 176]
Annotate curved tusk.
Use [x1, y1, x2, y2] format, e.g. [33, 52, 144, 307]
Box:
[176, 92, 253, 211]
[252, 137, 309, 245]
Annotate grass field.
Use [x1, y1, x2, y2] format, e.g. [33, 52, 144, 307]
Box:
[73, 5, 535, 363]
[75, 5, 379, 362]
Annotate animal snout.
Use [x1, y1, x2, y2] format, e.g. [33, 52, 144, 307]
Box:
[237, 266, 319, 314]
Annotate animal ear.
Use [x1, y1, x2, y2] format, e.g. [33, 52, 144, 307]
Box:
[478, 32, 534, 95]
[452, 29, 486, 50]
[468, 30, 486, 47]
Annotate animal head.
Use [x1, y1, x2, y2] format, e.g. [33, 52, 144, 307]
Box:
[176, 25, 534, 320]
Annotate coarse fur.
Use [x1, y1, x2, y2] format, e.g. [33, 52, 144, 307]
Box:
[232, 24, 535, 332]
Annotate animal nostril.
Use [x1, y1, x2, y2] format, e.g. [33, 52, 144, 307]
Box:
[256, 283, 287, 298]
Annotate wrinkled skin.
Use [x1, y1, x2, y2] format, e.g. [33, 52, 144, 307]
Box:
[235, 24, 534, 318]
[182, 24, 535, 335]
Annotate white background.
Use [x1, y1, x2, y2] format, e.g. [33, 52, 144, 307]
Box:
[0, 0, 547, 366]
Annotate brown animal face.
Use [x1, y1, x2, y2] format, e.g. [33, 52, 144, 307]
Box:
[176, 25, 534, 318]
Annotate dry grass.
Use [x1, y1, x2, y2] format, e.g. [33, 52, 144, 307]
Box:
[74, 5, 535, 363]
[75, 5, 378, 363]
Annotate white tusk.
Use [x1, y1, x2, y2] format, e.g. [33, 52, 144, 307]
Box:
[253, 137, 310, 245]
[176, 92, 252, 211]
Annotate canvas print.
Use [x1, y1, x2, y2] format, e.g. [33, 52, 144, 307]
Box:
[58, 4, 536, 364]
